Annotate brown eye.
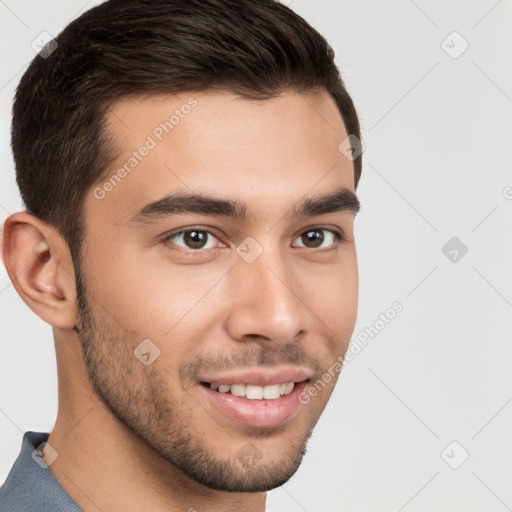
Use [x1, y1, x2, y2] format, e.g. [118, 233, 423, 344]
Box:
[182, 230, 209, 249]
[293, 228, 344, 249]
[164, 229, 220, 252]
[301, 230, 324, 248]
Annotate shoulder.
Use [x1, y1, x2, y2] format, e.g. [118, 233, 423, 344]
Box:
[0, 431, 82, 512]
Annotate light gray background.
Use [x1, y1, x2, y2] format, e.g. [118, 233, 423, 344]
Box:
[1, 1, 511, 511]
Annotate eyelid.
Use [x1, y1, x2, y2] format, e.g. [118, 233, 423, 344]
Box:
[294, 225, 347, 243]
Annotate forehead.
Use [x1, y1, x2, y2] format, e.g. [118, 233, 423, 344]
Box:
[88, 90, 355, 224]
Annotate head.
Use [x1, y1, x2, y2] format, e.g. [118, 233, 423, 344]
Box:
[4, 0, 362, 493]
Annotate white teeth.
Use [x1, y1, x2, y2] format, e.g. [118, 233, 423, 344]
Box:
[245, 384, 263, 400]
[230, 384, 246, 397]
[209, 382, 296, 399]
[263, 384, 281, 399]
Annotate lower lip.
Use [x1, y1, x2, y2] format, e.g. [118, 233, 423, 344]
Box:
[200, 381, 308, 428]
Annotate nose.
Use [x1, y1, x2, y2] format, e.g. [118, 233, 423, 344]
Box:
[223, 241, 307, 346]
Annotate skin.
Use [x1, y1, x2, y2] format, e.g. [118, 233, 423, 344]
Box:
[2, 89, 359, 512]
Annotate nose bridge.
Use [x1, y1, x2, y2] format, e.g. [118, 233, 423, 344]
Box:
[225, 239, 306, 342]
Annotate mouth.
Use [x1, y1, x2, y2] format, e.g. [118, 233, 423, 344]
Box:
[199, 379, 311, 428]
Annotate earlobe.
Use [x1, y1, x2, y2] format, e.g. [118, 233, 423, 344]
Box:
[1, 212, 77, 329]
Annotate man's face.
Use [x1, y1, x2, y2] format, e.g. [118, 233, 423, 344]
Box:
[76, 90, 359, 491]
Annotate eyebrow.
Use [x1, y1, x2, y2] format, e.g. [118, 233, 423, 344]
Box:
[130, 185, 360, 224]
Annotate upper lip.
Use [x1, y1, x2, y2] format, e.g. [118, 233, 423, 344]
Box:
[200, 367, 313, 387]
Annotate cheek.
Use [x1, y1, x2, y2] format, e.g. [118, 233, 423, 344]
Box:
[302, 256, 358, 320]
[82, 249, 227, 374]
[82, 231, 217, 326]
[300, 260, 358, 360]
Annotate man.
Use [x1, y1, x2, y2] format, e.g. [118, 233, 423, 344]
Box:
[0, 0, 362, 510]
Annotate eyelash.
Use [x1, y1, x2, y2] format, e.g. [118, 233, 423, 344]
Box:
[161, 226, 346, 255]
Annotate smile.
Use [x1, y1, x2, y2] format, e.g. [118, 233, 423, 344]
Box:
[199, 379, 310, 428]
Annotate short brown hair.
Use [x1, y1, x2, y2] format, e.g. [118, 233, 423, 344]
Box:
[11, 0, 362, 265]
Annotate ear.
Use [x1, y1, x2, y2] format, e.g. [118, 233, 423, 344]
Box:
[1, 211, 77, 329]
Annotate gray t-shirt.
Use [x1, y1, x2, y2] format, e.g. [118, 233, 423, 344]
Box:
[0, 431, 82, 511]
